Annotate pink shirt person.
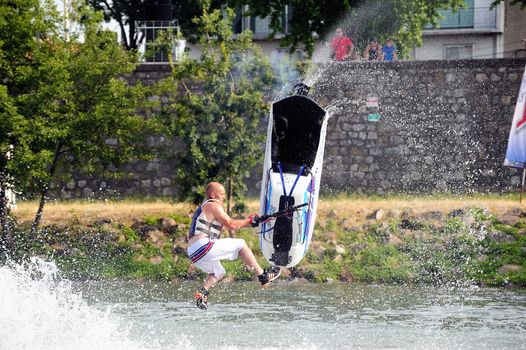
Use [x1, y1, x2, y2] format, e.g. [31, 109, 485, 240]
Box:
[330, 28, 353, 61]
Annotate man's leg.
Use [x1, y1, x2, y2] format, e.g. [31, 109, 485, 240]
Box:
[238, 243, 264, 276]
[238, 243, 281, 286]
[203, 273, 221, 290]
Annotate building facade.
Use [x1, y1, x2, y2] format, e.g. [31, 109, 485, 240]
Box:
[415, 0, 525, 60]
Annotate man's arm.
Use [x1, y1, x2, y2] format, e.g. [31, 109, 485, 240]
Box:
[205, 202, 251, 230]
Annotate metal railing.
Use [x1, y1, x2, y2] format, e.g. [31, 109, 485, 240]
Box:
[136, 20, 185, 64]
[233, 7, 292, 37]
[424, 6, 497, 30]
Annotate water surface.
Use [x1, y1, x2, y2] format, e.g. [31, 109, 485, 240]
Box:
[78, 280, 526, 349]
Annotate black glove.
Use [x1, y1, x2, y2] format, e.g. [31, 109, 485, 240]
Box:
[249, 214, 261, 227]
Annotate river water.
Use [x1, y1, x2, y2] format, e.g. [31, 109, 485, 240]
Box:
[1, 259, 525, 350]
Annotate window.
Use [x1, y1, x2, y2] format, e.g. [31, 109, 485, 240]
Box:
[233, 5, 292, 37]
[444, 45, 473, 60]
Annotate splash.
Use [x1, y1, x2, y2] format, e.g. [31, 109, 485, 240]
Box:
[0, 257, 190, 350]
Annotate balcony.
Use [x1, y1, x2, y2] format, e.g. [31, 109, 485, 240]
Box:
[424, 5, 497, 31]
[136, 20, 186, 64]
[233, 6, 292, 39]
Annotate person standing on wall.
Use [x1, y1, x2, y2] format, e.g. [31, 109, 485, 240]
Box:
[364, 38, 383, 61]
[330, 27, 354, 61]
[382, 38, 398, 61]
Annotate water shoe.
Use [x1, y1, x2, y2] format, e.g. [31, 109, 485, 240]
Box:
[194, 287, 209, 310]
[258, 266, 281, 287]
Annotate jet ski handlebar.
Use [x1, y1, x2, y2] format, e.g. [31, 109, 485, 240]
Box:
[250, 203, 308, 227]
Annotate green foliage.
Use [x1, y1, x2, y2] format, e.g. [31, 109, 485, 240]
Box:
[168, 213, 192, 225]
[143, 215, 160, 226]
[1, 2, 156, 234]
[87, 0, 146, 50]
[156, 4, 275, 203]
[227, 0, 466, 57]
[350, 245, 412, 283]
[442, 217, 468, 235]
[88, 0, 474, 58]
[222, 260, 254, 281]
[392, 0, 465, 57]
[491, 0, 526, 10]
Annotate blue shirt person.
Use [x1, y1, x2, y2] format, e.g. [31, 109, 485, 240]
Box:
[382, 38, 397, 61]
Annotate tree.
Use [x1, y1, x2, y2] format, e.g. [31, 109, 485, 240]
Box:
[87, 0, 145, 50]
[156, 3, 275, 209]
[87, 0, 224, 50]
[0, 0, 47, 252]
[491, 0, 526, 9]
[227, 0, 466, 57]
[1, 1, 155, 240]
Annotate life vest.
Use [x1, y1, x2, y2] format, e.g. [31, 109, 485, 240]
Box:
[189, 199, 223, 240]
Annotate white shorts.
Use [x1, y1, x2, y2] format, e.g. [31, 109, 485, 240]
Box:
[187, 238, 245, 278]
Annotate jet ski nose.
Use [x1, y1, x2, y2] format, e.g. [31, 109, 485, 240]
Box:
[292, 82, 310, 96]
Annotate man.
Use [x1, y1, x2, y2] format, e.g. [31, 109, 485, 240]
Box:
[187, 181, 281, 310]
[364, 38, 383, 61]
[382, 38, 397, 62]
[330, 27, 353, 61]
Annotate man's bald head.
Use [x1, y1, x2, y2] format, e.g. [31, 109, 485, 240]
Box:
[206, 182, 225, 199]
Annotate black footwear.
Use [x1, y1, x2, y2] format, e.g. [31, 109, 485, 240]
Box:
[194, 287, 209, 310]
[258, 266, 281, 287]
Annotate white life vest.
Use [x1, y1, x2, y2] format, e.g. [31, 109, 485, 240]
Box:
[189, 199, 223, 240]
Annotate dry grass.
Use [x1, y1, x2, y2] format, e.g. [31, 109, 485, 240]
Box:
[12, 200, 195, 226]
[12, 195, 525, 227]
[317, 195, 525, 226]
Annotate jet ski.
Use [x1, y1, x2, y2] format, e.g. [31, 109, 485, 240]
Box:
[257, 83, 329, 268]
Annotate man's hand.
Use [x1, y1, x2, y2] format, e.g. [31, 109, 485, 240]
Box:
[249, 214, 261, 227]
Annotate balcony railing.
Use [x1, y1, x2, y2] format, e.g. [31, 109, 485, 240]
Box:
[136, 20, 185, 64]
[424, 6, 497, 30]
[233, 6, 292, 37]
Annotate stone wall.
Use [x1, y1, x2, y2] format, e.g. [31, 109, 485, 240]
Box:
[311, 58, 525, 194]
[57, 58, 526, 198]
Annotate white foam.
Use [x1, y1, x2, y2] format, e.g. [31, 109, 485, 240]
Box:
[0, 257, 191, 350]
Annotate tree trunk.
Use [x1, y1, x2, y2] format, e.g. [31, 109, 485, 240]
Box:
[129, 20, 136, 50]
[0, 173, 13, 255]
[31, 142, 62, 234]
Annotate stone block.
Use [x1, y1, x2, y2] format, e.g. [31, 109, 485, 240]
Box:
[369, 163, 380, 171]
[353, 172, 365, 179]
[453, 89, 466, 98]
[83, 187, 94, 197]
[475, 73, 488, 82]
[369, 147, 383, 156]
[501, 96, 512, 105]
[352, 124, 366, 132]
[445, 73, 456, 83]
[141, 179, 152, 187]
[146, 162, 160, 171]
